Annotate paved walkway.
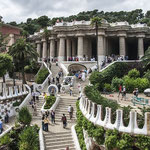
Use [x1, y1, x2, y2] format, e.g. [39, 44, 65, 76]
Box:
[102, 92, 150, 108]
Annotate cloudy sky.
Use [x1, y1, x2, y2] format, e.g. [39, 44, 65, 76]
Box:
[0, 0, 149, 23]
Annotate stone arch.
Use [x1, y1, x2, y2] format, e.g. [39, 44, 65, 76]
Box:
[68, 63, 87, 74]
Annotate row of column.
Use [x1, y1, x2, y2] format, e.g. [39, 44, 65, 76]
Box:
[36, 34, 145, 62]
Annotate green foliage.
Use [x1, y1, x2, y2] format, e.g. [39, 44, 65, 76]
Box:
[18, 107, 32, 126]
[44, 96, 56, 109]
[35, 67, 49, 84]
[111, 77, 124, 91]
[128, 68, 140, 78]
[105, 129, 119, 150]
[19, 125, 39, 150]
[104, 83, 112, 92]
[0, 53, 13, 77]
[135, 135, 150, 150]
[143, 69, 150, 81]
[117, 133, 133, 150]
[141, 46, 150, 67]
[0, 134, 11, 146]
[123, 75, 149, 92]
[24, 61, 40, 74]
[89, 62, 128, 91]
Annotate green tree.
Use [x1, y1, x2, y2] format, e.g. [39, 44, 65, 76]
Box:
[18, 107, 32, 126]
[141, 46, 150, 68]
[91, 16, 102, 70]
[0, 53, 12, 83]
[9, 38, 38, 84]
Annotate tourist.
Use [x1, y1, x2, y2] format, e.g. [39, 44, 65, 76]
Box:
[133, 88, 139, 97]
[78, 83, 82, 93]
[118, 84, 122, 98]
[121, 86, 126, 100]
[69, 86, 73, 96]
[32, 91, 36, 102]
[33, 103, 37, 116]
[4, 110, 9, 123]
[57, 83, 61, 93]
[56, 61, 58, 66]
[48, 77, 51, 85]
[52, 77, 55, 84]
[0, 119, 3, 134]
[66, 147, 69, 150]
[44, 117, 50, 132]
[61, 114, 67, 128]
[42, 114, 45, 131]
[81, 71, 86, 81]
[68, 105, 74, 120]
[43, 92, 47, 100]
[45, 110, 49, 118]
[50, 110, 55, 124]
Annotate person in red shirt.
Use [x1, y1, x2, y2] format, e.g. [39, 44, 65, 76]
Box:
[118, 85, 122, 99]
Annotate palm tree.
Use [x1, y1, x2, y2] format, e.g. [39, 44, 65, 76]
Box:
[141, 46, 150, 68]
[9, 38, 38, 84]
[91, 17, 102, 70]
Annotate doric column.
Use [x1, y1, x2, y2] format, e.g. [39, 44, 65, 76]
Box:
[9, 34, 15, 46]
[36, 40, 41, 61]
[58, 35, 65, 61]
[77, 34, 84, 61]
[98, 34, 105, 66]
[72, 39, 76, 57]
[49, 38, 55, 60]
[66, 38, 71, 60]
[137, 34, 145, 59]
[119, 36, 126, 58]
[42, 38, 47, 60]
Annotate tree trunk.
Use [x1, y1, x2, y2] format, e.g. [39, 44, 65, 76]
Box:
[22, 67, 26, 84]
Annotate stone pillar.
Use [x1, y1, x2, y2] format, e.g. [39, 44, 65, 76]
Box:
[9, 34, 15, 45]
[72, 39, 76, 57]
[119, 36, 126, 58]
[66, 39, 71, 60]
[138, 36, 144, 59]
[58, 36, 65, 61]
[49, 38, 55, 61]
[77, 35, 84, 61]
[36, 41, 41, 61]
[98, 34, 105, 67]
[42, 38, 47, 60]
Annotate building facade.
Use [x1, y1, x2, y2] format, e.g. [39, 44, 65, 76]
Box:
[30, 20, 150, 64]
[0, 24, 21, 51]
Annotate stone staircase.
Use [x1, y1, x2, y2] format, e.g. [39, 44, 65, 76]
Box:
[51, 63, 60, 78]
[43, 94, 77, 150]
[27, 96, 45, 120]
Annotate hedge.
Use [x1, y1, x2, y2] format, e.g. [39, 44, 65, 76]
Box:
[44, 96, 56, 109]
[35, 68, 49, 84]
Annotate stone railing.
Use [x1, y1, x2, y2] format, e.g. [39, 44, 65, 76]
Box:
[39, 128, 45, 150]
[59, 62, 69, 76]
[0, 84, 28, 100]
[80, 96, 150, 135]
[0, 84, 31, 119]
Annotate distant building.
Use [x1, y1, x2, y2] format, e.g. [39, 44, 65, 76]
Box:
[0, 24, 21, 52]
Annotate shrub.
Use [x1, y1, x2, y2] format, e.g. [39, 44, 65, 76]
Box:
[135, 135, 150, 150]
[89, 62, 128, 91]
[128, 68, 140, 78]
[19, 125, 39, 150]
[123, 75, 149, 92]
[0, 134, 11, 146]
[35, 68, 49, 84]
[44, 96, 56, 109]
[18, 107, 32, 126]
[104, 83, 112, 92]
[143, 69, 150, 81]
[111, 77, 124, 91]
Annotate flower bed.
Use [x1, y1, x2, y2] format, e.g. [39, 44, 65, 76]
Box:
[44, 96, 56, 109]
